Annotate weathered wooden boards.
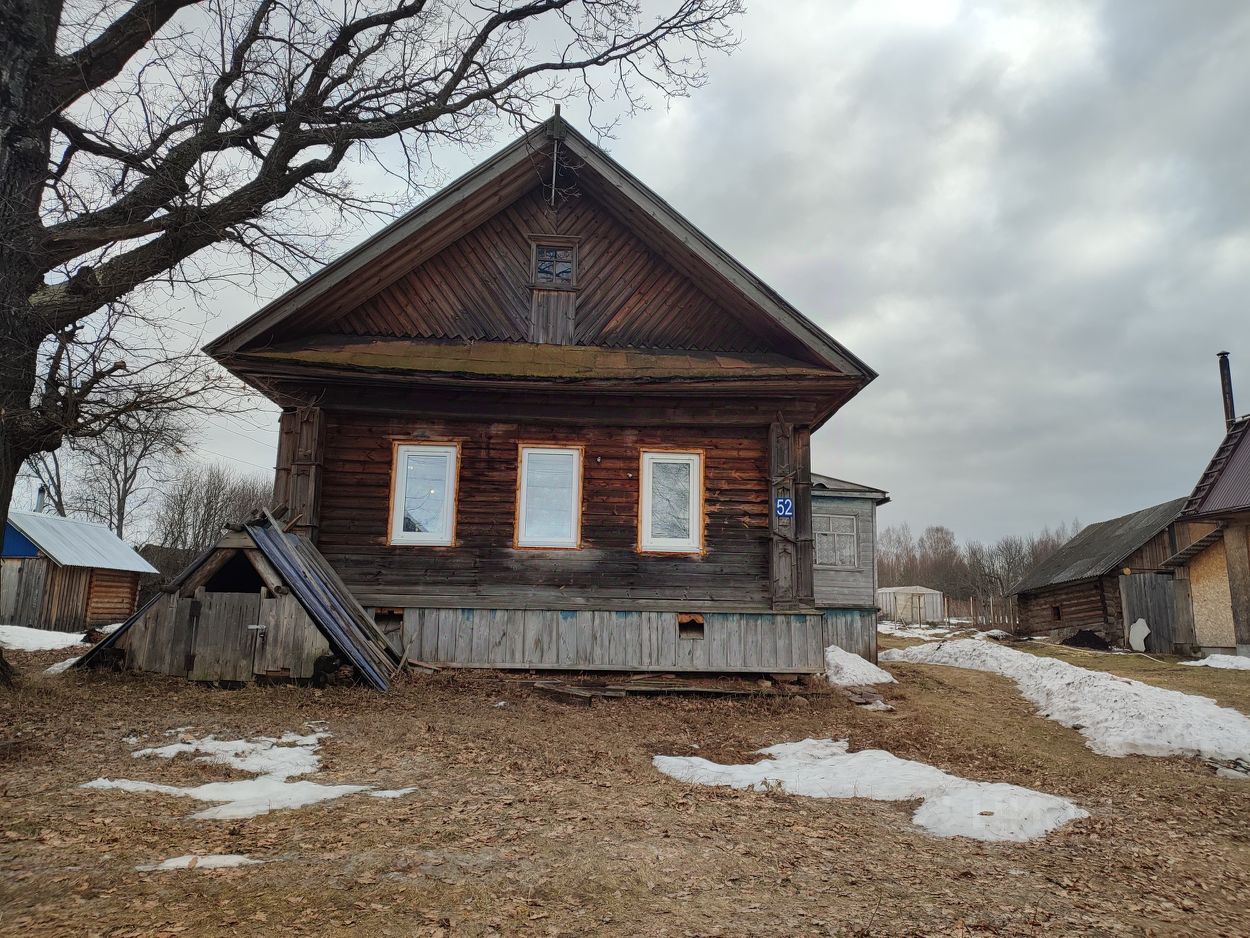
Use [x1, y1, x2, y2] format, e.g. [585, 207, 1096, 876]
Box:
[273, 406, 324, 541]
[0, 558, 47, 628]
[385, 607, 875, 672]
[84, 569, 140, 626]
[0, 559, 126, 632]
[768, 422, 814, 609]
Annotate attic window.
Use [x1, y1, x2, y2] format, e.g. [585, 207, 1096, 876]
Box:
[1052, 605, 1063, 621]
[531, 240, 576, 288]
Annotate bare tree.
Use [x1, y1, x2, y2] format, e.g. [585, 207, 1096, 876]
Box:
[0, 0, 739, 678]
[152, 461, 269, 553]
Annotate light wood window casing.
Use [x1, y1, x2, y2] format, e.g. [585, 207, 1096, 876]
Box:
[515, 445, 583, 548]
[639, 451, 703, 553]
[389, 443, 459, 546]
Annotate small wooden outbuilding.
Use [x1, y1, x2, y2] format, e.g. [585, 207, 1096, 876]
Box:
[876, 586, 944, 624]
[1, 511, 156, 631]
[811, 474, 889, 610]
[78, 513, 397, 688]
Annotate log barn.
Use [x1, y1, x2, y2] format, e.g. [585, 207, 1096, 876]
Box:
[1, 511, 156, 631]
[1011, 498, 1200, 651]
[202, 115, 880, 674]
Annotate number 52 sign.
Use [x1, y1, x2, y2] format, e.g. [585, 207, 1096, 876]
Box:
[774, 497, 794, 518]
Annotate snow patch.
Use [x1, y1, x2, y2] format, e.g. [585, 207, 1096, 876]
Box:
[0, 625, 89, 651]
[136, 854, 262, 871]
[882, 640, 1250, 761]
[824, 645, 895, 686]
[368, 787, 418, 799]
[45, 655, 80, 674]
[877, 621, 951, 640]
[82, 729, 394, 819]
[653, 738, 1086, 842]
[1183, 655, 1250, 671]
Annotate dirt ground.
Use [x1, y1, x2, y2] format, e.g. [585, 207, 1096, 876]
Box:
[2, 638, 1250, 938]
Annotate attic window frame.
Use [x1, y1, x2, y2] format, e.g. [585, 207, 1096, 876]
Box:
[529, 235, 579, 290]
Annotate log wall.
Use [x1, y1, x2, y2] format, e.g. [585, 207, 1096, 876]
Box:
[1017, 577, 1124, 641]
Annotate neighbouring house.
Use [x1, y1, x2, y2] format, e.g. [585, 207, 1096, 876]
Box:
[1011, 498, 1199, 651]
[811, 475, 889, 611]
[0, 511, 157, 632]
[876, 586, 944, 624]
[1164, 352, 1250, 656]
[113, 114, 878, 681]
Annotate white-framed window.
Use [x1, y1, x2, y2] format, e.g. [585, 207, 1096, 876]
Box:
[815, 513, 857, 567]
[389, 443, 459, 545]
[516, 446, 583, 548]
[639, 451, 703, 553]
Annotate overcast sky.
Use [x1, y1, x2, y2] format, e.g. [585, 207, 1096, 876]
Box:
[69, 0, 1249, 543]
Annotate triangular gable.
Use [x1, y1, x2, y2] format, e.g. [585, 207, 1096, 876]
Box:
[76, 513, 397, 689]
[1183, 416, 1250, 519]
[206, 117, 874, 380]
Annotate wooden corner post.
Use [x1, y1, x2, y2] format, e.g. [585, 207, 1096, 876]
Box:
[273, 406, 326, 543]
[769, 421, 814, 610]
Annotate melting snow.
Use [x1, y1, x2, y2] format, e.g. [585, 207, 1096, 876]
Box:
[45, 655, 80, 674]
[82, 730, 391, 819]
[824, 645, 895, 686]
[0, 625, 89, 651]
[136, 854, 263, 871]
[877, 621, 951, 640]
[368, 787, 418, 799]
[882, 640, 1250, 761]
[1183, 655, 1250, 671]
[654, 738, 1086, 842]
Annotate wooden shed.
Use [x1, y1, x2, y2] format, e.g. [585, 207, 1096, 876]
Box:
[1010, 498, 1201, 651]
[876, 586, 944, 624]
[1, 511, 156, 632]
[201, 115, 880, 673]
[78, 513, 397, 688]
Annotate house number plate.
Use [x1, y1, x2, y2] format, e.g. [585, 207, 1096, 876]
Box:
[775, 497, 794, 518]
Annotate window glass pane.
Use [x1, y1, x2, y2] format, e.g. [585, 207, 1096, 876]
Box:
[535, 244, 574, 284]
[402, 453, 449, 535]
[834, 532, 857, 566]
[523, 451, 576, 542]
[650, 461, 691, 539]
[815, 532, 837, 566]
[829, 515, 856, 535]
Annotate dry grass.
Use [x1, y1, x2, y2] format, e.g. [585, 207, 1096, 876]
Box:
[2, 640, 1250, 937]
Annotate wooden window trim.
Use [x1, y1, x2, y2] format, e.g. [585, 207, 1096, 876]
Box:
[815, 513, 859, 569]
[514, 443, 585, 550]
[528, 235, 580, 291]
[637, 449, 705, 555]
[387, 441, 460, 547]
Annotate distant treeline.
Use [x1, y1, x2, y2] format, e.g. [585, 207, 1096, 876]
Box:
[878, 520, 1080, 618]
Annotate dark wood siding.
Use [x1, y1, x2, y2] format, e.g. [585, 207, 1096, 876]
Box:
[1017, 576, 1124, 641]
[338, 188, 775, 354]
[317, 411, 772, 609]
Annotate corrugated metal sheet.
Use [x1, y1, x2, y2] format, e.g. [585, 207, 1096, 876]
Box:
[1184, 416, 1250, 519]
[1012, 498, 1186, 595]
[6, 512, 156, 574]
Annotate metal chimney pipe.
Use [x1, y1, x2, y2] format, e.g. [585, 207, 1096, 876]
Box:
[34, 484, 47, 513]
[1219, 351, 1236, 430]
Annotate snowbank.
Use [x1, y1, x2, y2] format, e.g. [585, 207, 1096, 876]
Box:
[137, 854, 262, 871]
[882, 640, 1250, 761]
[654, 738, 1086, 842]
[824, 645, 895, 686]
[1183, 655, 1250, 671]
[877, 621, 951, 640]
[83, 730, 379, 819]
[45, 655, 80, 674]
[0, 625, 89, 651]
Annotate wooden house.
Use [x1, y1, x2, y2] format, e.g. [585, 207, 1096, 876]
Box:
[1164, 353, 1250, 656]
[1011, 498, 1201, 651]
[810, 475, 889, 611]
[0, 511, 157, 631]
[203, 115, 879, 673]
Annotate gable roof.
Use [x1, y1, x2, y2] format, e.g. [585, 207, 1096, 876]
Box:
[1183, 416, 1250, 520]
[5, 511, 157, 574]
[1012, 497, 1186, 595]
[205, 116, 875, 383]
[77, 512, 397, 689]
[811, 473, 891, 503]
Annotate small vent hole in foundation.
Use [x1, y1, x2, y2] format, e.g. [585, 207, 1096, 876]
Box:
[678, 613, 705, 640]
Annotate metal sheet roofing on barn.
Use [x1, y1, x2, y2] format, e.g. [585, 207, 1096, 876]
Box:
[1012, 498, 1186, 594]
[1183, 415, 1250, 521]
[6, 512, 157, 574]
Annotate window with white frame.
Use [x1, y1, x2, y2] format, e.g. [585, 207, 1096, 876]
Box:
[640, 451, 703, 552]
[815, 513, 858, 567]
[389, 443, 459, 545]
[516, 446, 582, 548]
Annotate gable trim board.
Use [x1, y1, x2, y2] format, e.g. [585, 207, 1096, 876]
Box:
[205, 116, 875, 386]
